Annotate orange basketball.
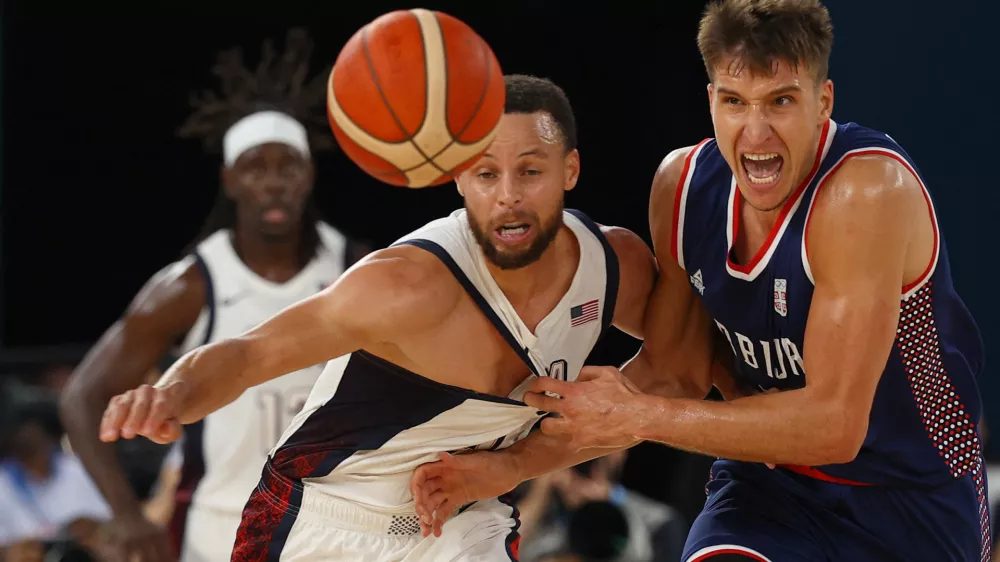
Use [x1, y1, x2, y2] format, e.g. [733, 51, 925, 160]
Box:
[327, 9, 505, 188]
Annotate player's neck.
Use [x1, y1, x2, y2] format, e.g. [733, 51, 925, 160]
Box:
[231, 228, 304, 283]
[485, 226, 578, 307]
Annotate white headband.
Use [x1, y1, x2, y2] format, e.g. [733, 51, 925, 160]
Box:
[222, 110, 310, 166]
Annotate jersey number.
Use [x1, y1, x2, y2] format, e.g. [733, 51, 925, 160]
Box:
[546, 359, 569, 381]
[257, 387, 313, 454]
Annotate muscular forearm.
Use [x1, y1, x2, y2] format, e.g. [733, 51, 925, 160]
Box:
[501, 429, 635, 486]
[60, 386, 143, 517]
[633, 389, 854, 466]
[159, 338, 258, 424]
[620, 349, 712, 400]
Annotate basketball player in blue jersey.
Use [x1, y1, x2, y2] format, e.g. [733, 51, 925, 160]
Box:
[60, 30, 366, 562]
[408, 2, 990, 561]
[94, 75, 660, 562]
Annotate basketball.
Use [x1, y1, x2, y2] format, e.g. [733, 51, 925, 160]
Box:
[327, 9, 505, 188]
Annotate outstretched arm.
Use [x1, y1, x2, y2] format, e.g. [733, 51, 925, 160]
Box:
[529, 155, 925, 465]
[99, 247, 458, 443]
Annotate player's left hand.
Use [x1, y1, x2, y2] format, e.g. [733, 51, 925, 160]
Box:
[524, 365, 645, 451]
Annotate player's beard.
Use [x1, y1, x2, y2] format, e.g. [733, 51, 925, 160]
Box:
[467, 202, 564, 271]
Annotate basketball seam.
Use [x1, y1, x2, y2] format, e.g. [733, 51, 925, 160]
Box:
[326, 84, 407, 178]
[439, 13, 494, 146]
[361, 20, 450, 180]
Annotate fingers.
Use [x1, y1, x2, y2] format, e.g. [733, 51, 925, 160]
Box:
[144, 388, 177, 435]
[431, 496, 460, 538]
[577, 365, 616, 382]
[414, 475, 443, 523]
[150, 419, 183, 445]
[539, 416, 572, 437]
[100, 393, 135, 442]
[528, 376, 572, 397]
[121, 385, 155, 439]
[134, 534, 171, 562]
[523, 391, 563, 413]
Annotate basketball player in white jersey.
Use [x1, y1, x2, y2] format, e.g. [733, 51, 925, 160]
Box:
[60, 31, 366, 562]
[96, 75, 657, 562]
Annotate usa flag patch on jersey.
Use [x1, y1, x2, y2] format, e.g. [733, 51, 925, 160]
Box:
[774, 278, 788, 317]
[570, 299, 600, 327]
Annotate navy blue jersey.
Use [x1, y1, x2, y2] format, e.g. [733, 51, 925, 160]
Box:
[674, 120, 986, 492]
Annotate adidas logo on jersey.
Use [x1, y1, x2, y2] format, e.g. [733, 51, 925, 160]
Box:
[690, 269, 705, 295]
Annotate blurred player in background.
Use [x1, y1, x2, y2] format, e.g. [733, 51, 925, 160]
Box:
[60, 29, 368, 562]
[97, 75, 660, 562]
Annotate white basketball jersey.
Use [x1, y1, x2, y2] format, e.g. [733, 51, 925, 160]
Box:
[267, 209, 620, 512]
[177, 222, 350, 514]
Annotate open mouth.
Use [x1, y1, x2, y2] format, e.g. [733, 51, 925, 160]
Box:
[741, 152, 784, 188]
[494, 222, 533, 243]
[263, 208, 290, 224]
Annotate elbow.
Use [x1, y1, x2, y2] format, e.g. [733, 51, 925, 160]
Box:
[814, 409, 868, 465]
[58, 375, 98, 428]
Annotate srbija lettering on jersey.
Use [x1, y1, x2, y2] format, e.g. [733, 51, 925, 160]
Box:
[174, 223, 351, 514]
[267, 209, 619, 512]
[674, 120, 986, 490]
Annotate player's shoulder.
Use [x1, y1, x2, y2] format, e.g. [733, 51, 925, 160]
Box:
[340, 245, 464, 313]
[818, 152, 923, 217]
[129, 256, 206, 314]
[651, 145, 700, 201]
[647, 143, 708, 253]
[598, 224, 653, 266]
[118, 255, 207, 336]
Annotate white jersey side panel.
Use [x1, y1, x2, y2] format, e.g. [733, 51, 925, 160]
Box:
[270, 209, 618, 512]
[179, 222, 350, 514]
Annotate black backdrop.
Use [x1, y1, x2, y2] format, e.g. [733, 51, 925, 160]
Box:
[2, 1, 708, 351]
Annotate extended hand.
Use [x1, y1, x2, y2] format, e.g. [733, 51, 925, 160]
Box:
[409, 451, 519, 538]
[99, 383, 184, 445]
[98, 515, 176, 562]
[524, 366, 646, 451]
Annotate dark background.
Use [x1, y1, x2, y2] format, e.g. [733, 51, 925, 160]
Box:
[1, 0, 995, 455]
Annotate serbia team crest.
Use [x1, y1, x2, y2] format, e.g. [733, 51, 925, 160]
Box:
[774, 278, 788, 317]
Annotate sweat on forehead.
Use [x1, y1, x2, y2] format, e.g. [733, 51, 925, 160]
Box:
[505, 111, 567, 148]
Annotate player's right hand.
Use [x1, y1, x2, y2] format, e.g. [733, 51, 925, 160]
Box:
[99, 383, 184, 445]
[100, 515, 176, 562]
[410, 451, 520, 538]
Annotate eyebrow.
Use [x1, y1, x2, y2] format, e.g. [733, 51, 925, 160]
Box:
[482, 148, 549, 159]
[716, 84, 803, 98]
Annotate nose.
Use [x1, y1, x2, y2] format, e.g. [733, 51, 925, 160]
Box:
[496, 173, 523, 209]
[742, 105, 774, 146]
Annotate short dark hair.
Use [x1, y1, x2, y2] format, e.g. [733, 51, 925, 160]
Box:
[503, 74, 578, 151]
[697, 0, 834, 82]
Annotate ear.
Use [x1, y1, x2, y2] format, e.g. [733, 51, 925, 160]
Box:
[818, 79, 834, 123]
[707, 83, 715, 118]
[454, 174, 466, 196]
[563, 149, 581, 192]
